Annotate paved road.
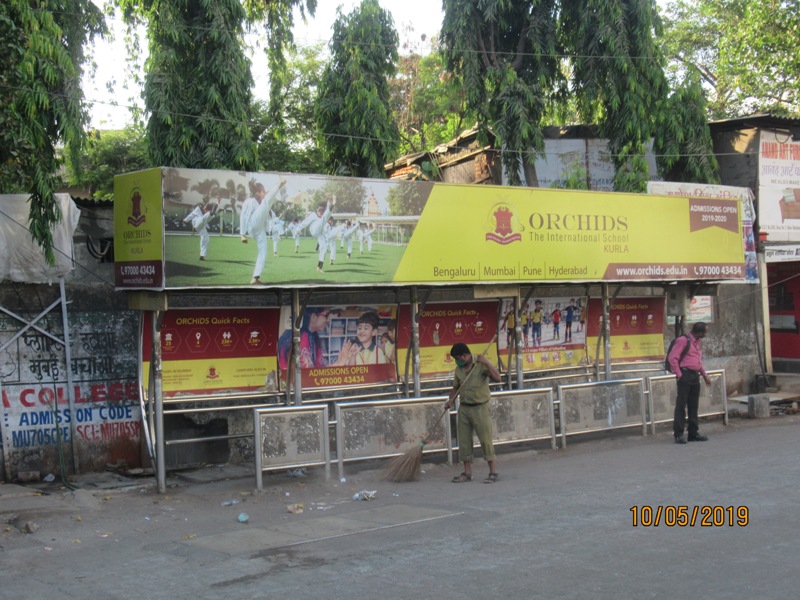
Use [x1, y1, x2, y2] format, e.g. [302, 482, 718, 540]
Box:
[1, 415, 798, 600]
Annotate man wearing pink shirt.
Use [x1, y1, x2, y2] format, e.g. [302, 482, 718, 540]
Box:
[668, 322, 712, 444]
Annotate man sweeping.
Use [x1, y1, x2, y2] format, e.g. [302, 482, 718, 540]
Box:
[445, 342, 501, 484]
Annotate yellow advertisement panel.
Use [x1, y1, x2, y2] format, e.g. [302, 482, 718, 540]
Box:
[143, 356, 279, 395]
[396, 301, 499, 378]
[142, 308, 280, 397]
[395, 187, 744, 283]
[586, 297, 667, 361]
[586, 334, 665, 362]
[113, 168, 164, 288]
[114, 168, 745, 290]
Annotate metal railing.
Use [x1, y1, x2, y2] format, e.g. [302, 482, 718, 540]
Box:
[145, 366, 728, 486]
[557, 378, 647, 447]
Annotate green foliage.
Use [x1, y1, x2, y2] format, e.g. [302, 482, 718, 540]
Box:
[277, 203, 305, 223]
[655, 77, 720, 183]
[417, 161, 439, 181]
[661, 0, 800, 117]
[242, 0, 316, 138]
[190, 178, 220, 202]
[440, 0, 725, 192]
[64, 127, 151, 201]
[119, 0, 258, 170]
[250, 44, 325, 173]
[390, 44, 476, 156]
[0, 0, 104, 263]
[441, 0, 560, 186]
[562, 0, 668, 192]
[551, 158, 589, 190]
[658, 0, 723, 112]
[316, 0, 400, 178]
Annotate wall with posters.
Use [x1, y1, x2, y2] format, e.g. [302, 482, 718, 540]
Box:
[0, 287, 140, 480]
[757, 129, 800, 365]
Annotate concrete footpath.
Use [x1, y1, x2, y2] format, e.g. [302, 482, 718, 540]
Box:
[1, 415, 798, 600]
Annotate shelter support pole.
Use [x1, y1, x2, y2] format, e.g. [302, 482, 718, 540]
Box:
[514, 294, 523, 390]
[152, 310, 166, 493]
[602, 283, 611, 381]
[757, 251, 773, 372]
[59, 280, 79, 474]
[292, 290, 302, 406]
[411, 287, 421, 398]
[0, 372, 8, 481]
[137, 314, 155, 471]
[518, 287, 535, 391]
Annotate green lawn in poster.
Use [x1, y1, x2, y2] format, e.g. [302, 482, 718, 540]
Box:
[164, 234, 405, 287]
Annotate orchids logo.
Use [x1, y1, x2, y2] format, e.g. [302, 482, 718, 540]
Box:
[485, 203, 524, 244]
[127, 187, 147, 227]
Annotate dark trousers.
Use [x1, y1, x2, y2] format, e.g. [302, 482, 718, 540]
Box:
[674, 370, 701, 438]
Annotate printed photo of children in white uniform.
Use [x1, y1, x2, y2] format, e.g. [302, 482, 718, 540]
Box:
[162, 169, 421, 288]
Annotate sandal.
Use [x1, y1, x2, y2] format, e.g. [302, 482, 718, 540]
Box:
[483, 473, 498, 484]
[451, 472, 472, 483]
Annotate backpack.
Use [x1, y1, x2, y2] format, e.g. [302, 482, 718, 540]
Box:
[664, 334, 691, 372]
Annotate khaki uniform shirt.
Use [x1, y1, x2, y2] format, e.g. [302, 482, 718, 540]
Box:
[454, 362, 491, 405]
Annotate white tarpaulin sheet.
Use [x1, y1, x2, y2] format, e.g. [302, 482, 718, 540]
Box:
[0, 194, 80, 283]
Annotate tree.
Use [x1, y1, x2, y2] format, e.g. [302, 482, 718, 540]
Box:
[316, 0, 400, 178]
[440, 1, 720, 192]
[660, 0, 800, 117]
[119, 0, 258, 170]
[441, 0, 561, 186]
[562, 0, 668, 192]
[250, 44, 326, 174]
[0, 0, 104, 263]
[390, 44, 476, 157]
[64, 127, 151, 201]
[654, 76, 720, 183]
[243, 0, 317, 139]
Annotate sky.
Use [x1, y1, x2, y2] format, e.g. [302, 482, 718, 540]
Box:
[83, 1, 445, 129]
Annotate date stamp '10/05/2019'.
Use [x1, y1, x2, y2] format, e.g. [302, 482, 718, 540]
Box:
[630, 505, 749, 527]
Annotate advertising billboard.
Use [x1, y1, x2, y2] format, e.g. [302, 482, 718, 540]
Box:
[757, 129, 800, 242]
[586, 297, 666, 361]
[277, 305, 397, 388]
[115, 168, 746, 290]
[142, 308, 280, 397]
[497, 296, 589, 370]
[396, 301, 498, 379]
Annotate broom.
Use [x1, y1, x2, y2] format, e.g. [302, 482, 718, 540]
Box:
[384, 335, 498, 482]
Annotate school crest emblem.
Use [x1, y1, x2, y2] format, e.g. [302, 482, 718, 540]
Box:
[485, 203, 523, 244]
[127, 188, 147, 227]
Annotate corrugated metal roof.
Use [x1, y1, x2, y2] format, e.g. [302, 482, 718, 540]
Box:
[709, 113, 800, 131]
